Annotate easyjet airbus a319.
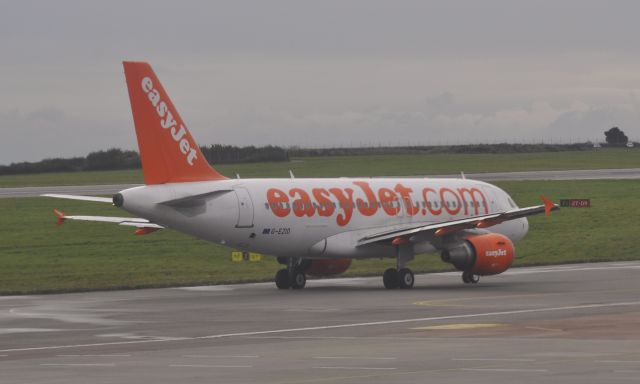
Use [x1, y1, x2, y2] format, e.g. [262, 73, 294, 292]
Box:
[44, 62, 559, 290]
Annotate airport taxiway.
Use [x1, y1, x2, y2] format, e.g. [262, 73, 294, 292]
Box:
[2, 261, 640, 383]
[1, 168, 639, 198]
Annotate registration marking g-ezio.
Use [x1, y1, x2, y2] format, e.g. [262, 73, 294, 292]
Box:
[262, 228, 291, 235]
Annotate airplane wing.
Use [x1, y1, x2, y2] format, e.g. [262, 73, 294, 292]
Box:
[357, 196, 558, 246]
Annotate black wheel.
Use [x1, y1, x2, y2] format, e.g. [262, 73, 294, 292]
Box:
[275, 269, 290, 289]
[398, 268, 414, 289]
[462, 271, 479, 284]
[383, 268, 399, 289]
[291, 270, 306, 289]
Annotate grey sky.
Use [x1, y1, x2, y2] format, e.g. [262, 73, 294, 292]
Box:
[1, 0, 639, 164]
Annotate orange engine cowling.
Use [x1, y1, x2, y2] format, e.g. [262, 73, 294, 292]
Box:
[303, 259, 352, 277]
[440, 233, 514, 276]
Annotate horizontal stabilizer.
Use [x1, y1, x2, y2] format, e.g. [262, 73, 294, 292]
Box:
[52, 209, 163, 233]
[42, 194, 113, 203]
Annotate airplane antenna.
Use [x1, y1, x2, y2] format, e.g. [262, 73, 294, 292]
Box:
[289, 170, 295, 179]
[236, 173, 241, 179]
[460, 171, 466, 179]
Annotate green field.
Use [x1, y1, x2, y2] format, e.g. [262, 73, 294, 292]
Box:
[1, 148, 639, 187]
[1, 179, 637, 294]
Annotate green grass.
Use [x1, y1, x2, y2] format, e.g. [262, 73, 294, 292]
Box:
[1, 180, 637, 294]
[2, 148, 639, 187]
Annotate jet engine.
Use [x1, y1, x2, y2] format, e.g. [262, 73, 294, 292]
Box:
[441, 233, 514, 276]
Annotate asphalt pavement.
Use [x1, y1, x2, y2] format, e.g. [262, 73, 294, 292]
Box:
[2, 261, 640, 384]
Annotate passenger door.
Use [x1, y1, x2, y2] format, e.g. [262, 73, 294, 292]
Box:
[234, 187, 254, 228]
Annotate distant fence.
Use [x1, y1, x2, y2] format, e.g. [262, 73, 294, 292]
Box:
[2, 142, 631, 176]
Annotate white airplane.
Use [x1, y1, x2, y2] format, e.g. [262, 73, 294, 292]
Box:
[44, 61, 559, 290]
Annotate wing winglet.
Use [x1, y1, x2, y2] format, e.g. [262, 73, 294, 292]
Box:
[134, 227, 161, 235]
[53, 209, 66, 225]
[540, 195, 557, 216]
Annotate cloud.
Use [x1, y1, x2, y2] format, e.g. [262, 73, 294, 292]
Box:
[1, 1, 640, 162]
[0, 108, 135, 165]
[546, 106, 639, 142]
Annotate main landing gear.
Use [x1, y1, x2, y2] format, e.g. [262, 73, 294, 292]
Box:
[383, 242, 415, 289]
[462, 270, 480, 284]
[275, 257, 307, 290]
[383, 267, 414, 289]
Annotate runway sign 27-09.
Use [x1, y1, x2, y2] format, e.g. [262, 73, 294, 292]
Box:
[560, 199, 591, 208]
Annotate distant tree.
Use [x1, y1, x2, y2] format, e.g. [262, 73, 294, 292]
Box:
[604, 127, 628, 146]
[85, 148, 140, 170]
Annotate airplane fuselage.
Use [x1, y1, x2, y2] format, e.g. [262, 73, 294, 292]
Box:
[118, 177, 529, 259]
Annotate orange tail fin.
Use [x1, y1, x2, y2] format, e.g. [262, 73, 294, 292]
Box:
[123, 61, 227, 184]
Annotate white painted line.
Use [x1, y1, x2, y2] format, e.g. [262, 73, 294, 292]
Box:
[505, 265, 640, 275]
[183, 355, 259, 359]
[56, 354, 131, 357]
[2, 300, 639, 353]
[40, 363, 116, 367]
[176, 286, 235, 292]
[249, 336, 362, 340]
[595, 360, 640, 363]
[614, 370, 640, 373]
[453, 358, 536, 362]
[170, 364, 252, 368]
[313, 366, 397, 371]
[462, 368, 548, 373]
[313, 356, 396, 360]
[0, 354, 8, 357]
[0, 328, 63, 335]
